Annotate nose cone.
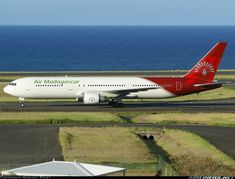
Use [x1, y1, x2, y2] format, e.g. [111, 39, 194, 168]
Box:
[3, 85, 9, 94]
[3, 85, 13, 95]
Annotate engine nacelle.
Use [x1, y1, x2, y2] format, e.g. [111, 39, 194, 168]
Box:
[83, 93, 100, 104]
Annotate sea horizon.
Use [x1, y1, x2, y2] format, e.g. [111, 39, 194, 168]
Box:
[0, 25, 234, 71]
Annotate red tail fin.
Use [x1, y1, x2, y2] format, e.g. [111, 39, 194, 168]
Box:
[183, 42, 227, 82]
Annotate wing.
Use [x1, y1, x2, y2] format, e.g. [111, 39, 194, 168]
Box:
[94, 86, 159, 98]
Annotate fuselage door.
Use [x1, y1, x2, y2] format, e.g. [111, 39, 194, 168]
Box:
[176, 81, 182, 91]
[25, 82, 31, 92]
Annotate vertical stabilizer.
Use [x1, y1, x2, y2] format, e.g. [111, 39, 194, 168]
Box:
[183, 42, 227, 82]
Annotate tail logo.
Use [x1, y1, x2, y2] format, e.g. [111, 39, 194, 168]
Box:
[194, 61, 215, 76]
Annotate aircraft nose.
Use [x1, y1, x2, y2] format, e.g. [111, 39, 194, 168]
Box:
[3, 85, 11, 95]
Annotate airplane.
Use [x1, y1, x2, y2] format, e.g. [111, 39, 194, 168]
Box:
[3, 42, 228, 108]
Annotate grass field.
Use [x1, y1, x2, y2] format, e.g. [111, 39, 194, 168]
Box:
[0, 111, 235, 127]
[59, 127, 158, 176]
[59, 127, 235, 176]
[156, 129, 235, 175]
[0, 112, 122, 124]
[133, 113, 235, 127]
[215, 74, 235, 80]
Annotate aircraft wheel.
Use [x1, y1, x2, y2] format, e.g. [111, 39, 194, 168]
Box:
[108, 100, 114, 106]
[112, 102, 123, 108]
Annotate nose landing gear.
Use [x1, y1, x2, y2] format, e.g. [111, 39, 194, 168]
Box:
[21, 103, 25, 107]
[19, 97, 25, 107]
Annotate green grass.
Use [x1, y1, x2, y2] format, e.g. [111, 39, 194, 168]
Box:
[215, 74, 235, 80]
[59, 127, 158, 176]
[59, 127, 235, 176]
[133, 113, 235, 127]
[0, 75, 27, 82]
[0, 112, 122, 124]
[156, 129, 235, 175]
[0, 111, 235, 127]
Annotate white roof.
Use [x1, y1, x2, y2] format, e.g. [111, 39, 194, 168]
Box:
[1, 160, 125, 176]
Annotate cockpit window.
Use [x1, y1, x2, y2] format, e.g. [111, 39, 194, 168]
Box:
[9, 83, 17, 86]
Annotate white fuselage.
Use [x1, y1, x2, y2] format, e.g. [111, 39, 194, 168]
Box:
[4, 77, 175, 100]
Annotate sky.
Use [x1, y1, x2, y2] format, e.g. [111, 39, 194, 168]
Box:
[0, 0, 234, 25]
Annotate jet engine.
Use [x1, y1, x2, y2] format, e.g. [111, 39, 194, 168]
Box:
[83, 93, 99, 104]
[83, 93, 107, 104]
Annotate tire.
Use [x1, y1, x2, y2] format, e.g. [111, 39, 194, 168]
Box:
[112, 102, 123, 108]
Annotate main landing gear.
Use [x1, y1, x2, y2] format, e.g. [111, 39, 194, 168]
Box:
[19, 97, 25, 107]
[108, 98, 123, 108]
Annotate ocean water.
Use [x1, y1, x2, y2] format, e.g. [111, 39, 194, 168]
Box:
[0, 26, 234, 71]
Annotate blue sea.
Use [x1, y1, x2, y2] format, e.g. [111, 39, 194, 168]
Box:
[0, 26, 235, 71]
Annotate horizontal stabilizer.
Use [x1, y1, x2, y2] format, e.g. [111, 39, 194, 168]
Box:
[194, 81, 231, 88]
